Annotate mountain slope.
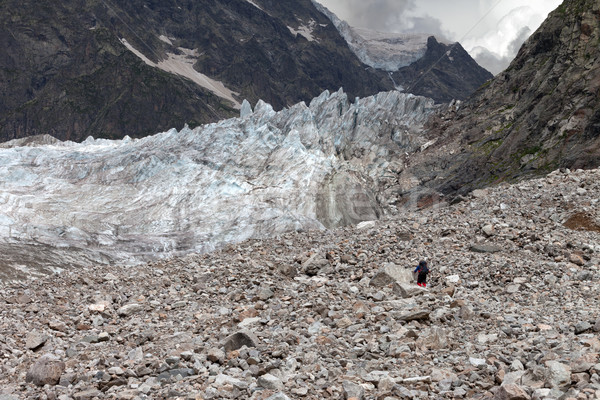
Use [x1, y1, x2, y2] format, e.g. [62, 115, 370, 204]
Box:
[403, 0, 600, 199]
[0, 0, 392, 143]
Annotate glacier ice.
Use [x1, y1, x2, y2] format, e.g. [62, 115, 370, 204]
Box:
[0, 89, 436, 276]
[312, 1, 430, 71]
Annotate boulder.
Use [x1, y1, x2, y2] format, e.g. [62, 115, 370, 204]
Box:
[25, 354, 65, 386]
[223, 330, 260, 352]
[493, 383, 531, 400]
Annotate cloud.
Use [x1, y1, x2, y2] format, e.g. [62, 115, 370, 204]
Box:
[462, 6, 544, 74]
[470, 25, 532, 74]
[318, 0, 450, 38]
[317, 0, 562, 74]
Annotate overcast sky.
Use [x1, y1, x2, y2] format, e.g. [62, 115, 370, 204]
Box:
[317, 0, 563, 74]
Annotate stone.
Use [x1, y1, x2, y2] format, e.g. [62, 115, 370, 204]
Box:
[569, 253, 585, 266]
[117, 303, 143, 317]
[469, 357, 487, 368]
[25, 331, 49, 350]
[574, 321, 592, 334]
[72, 389, 102, 400]
[482, 224, 495, 236]
[392, 282, 425, 298]
[493, 383, 531, 400]
[544, 361, 571, 388]
[570, 353, 598, 373]
[25, 354, 65, 386]
[470, 244, 502, 253]
[257, 373, 283, 390]
[277, 263, 297, 278]
[398, 310, 430, 321]
[472, 189, 489, 198]
[207, 348, 225, 364]
[342, 380, 364, 400]
[223, 330, 260, 352]
[356, 221, 376, 229]
[258, 287, 274, 300]
[214, 374, 249, 389]
[302, 254, 329, 276]
[265, 393, 291, 400]
[370, 262, 413, 287]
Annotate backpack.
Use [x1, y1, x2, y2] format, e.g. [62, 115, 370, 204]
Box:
[421, 264, 429, 274]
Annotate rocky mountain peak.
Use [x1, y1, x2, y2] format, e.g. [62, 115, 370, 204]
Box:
[391, 36, 494, 103]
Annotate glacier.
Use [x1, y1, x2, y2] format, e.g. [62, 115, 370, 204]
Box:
[0, 90, 437, 279]
[312, 1, 430, 71]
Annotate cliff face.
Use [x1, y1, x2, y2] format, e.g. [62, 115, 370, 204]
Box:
[0, 0, 392, 142]
[405, 0, 600, 198]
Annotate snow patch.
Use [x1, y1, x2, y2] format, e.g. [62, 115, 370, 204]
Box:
[158, 35, 174, 45]
[245, 0, 263, 11]
[288, 19, 318, 42]
[120, 39, 241, 109]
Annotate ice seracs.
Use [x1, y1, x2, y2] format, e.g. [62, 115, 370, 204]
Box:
[0, 90, 437, 275]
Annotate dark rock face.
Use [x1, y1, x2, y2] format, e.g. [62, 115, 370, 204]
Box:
[406, 0, 600, 197]
[0, 0, 392, 143]
[391, 37, 493, 103]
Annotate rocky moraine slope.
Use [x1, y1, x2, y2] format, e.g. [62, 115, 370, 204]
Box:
[0, 167, 598, 399]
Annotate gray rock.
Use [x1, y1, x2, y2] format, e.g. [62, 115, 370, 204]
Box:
[25, 331, 49, 350]
[223, 330, 260, 352]
[370, 262, 413, 287]
[214, 374, 249, 389]
[493, 383, 531, 400]
[482, 224, 495, 237]
[392, 282, 426, 298]
[265, 393, 291, 400]
[398, 310, 430, 321]
[470, 244, 502, 253]
[72, 389, 102, 400]
[117, 303, 143, 317]
[342, 380, 364, 400]
[257, 373, 283, 390]
[574, 321, 592, 334]
[544, 361, 571, 388]
[277, 263, 297, 278]
[302, 254, 329, 276]
[207, 347, 225, 364]
[25, 354, 65, 386]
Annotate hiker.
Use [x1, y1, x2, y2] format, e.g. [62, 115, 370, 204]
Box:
[414, 260, 429, 287]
